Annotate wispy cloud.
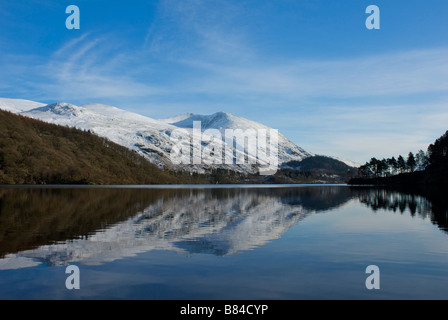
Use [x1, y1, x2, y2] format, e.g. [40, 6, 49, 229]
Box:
[139, 1, 448, 104]
[4, 0, 447, 108]
[1, 34, 165, 103]
[143, 0, 253, 61]
[169, 47, 448, 101]
[1, 0, 446, 164]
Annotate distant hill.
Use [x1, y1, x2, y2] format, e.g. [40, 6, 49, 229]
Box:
[282, 155, 354, 173]
[266, 155, 356, 184]
[0, 110, 207, 185]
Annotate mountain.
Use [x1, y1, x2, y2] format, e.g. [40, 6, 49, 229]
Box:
[282, 155, 355, 173]
[0, 98, 358, 176]
[160, 111, 314, 167]
[0, 98, 46, 113]
[0, 109, 207, 185]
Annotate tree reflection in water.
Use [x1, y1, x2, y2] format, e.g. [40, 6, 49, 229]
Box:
[353, 187, 448, 233]
[1, 185, 447, 269]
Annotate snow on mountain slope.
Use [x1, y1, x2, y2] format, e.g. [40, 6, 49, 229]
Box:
[0, 98, 46, 113]
[81, 103, 162, 125]
[0, 98, 357, 173]
[161, 111, 314, 164]
[22, 102, 179, 169]
[329, 156, 360, 168]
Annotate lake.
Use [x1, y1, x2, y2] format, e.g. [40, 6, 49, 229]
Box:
[0, 184, 447, 300]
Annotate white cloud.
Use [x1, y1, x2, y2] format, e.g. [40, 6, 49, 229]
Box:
[170, 47, 448, 100]
[32, 35, 165, 101]
[137, 1, 448, 102]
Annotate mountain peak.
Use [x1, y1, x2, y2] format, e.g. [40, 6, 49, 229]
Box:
[0, 98, 358, 175]
[33, 102, 83, 117]
[164, 111, 262, 132]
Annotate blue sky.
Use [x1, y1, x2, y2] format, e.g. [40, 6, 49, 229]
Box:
[1, 0, 447, 164]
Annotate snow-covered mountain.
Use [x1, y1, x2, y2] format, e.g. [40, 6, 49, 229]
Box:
[0, 98, 46, 113]
[0, 98, 358, 174]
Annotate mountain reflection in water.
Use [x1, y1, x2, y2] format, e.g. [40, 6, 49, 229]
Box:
[0, 185, 446, 270]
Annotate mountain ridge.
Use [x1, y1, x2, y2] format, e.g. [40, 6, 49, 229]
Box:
[0, 98, 359, 176]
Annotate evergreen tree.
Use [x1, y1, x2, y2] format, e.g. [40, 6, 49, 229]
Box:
[415, 149, 428, 170]
[369, 157, 381, 177]
[428, 130, 448, 166]
[397, 155, 407, 174]
[379, 158, 389, 177]
[358, 163, 371, 177]
[407, 152, 416, 172]
[387, 157, 398, 175]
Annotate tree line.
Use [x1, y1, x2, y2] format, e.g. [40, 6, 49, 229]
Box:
[357, 130, 448, 178]
[0, 110, 209, 185]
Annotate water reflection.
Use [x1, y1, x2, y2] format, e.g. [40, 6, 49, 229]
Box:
[0, 186, 354, 269]
[0, 185, 447, 270]
[355, 187, 448, 233]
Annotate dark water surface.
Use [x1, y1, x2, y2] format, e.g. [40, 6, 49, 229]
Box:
[0, 184, 447, 300]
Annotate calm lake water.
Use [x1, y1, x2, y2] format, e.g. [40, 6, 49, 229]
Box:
[0, 184, 447, 300]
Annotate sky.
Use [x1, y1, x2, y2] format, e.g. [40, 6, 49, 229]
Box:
[0, 0, 447, 164]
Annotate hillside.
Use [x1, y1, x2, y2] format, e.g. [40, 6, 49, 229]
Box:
[282, 155, 353, 173]
[0, 110, 207, 185]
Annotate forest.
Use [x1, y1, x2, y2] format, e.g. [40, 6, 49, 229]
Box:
[350, 130, 448, 186]
[0, 109, 208, 185]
